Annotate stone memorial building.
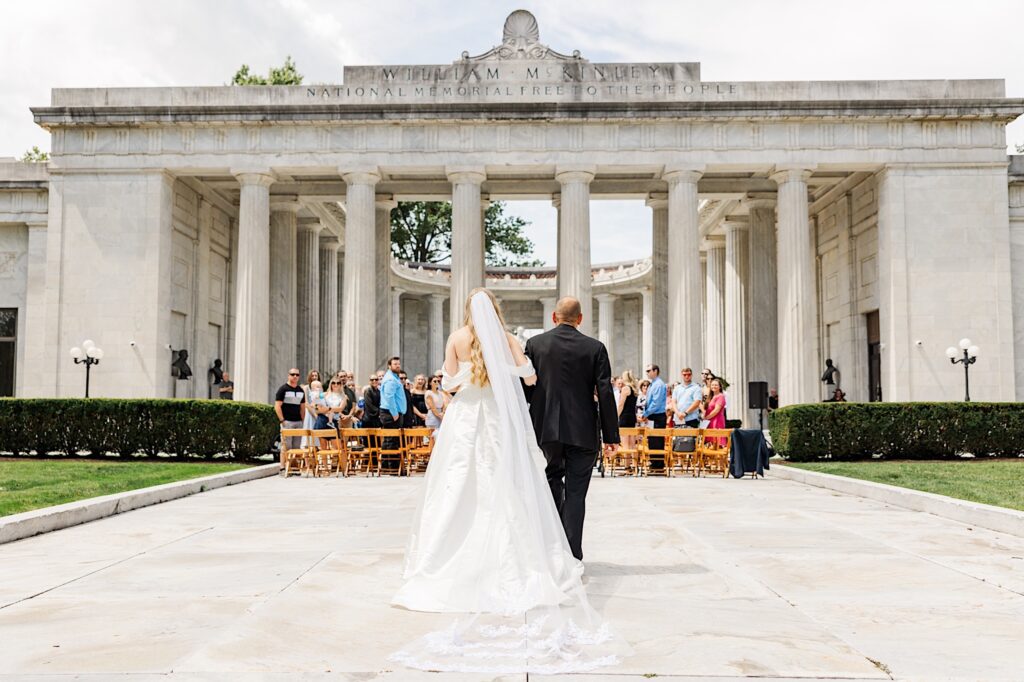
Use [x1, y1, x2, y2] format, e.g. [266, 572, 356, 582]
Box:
[1, 10, 1023, 422]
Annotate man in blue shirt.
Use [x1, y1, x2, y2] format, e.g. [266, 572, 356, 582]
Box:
[643, 364, 667, 471]
[379, 356, 407, 472]
[672, 368, 703, 429]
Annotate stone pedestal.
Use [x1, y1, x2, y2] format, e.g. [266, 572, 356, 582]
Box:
[556, 167, 595, 336]
[340, 170, 379, 382]
[268, 201, 299, 398]
[318, 236, 340, 373]
[428, 293, 445, 373]
[448, 168, 485, 333]
[724, 219, 749, 423]
[704, 239, 726, 377]
[772, 168, 817, 405]
[746, 199, 778, 396]
[296, 219, 322, 375]
[666, 168, 704, 378]
[231, 170, 274, 403]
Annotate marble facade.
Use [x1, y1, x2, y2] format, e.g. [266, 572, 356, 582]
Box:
[0, 10, 1022, 418]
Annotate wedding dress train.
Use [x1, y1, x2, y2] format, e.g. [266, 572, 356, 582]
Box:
[389, 294, 625, 674]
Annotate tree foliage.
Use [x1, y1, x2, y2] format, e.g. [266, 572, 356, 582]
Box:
[231, 56, 303, 85]
[21, 146, 49, 162]
[390, 201, 543, 267]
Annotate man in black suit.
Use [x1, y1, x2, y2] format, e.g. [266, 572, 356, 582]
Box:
[524, 297, 620, 561]
[362, 374, 381, 428]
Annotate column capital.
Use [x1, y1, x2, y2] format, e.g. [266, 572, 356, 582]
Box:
[703, 237, 726, 251]
[25, 220, 48, 230]
[722, 218, 750, 233]
[663, 165, 704, 183]
[429, 292, 447, 302]
[232, 169, 276, 187]
[297, 218, 323, 234]
[645, 192, 668, 209]
[341, 169, 381, 185]
[742, 196, 777, 210]
[769, 167, 815, 185]
[393, 287, 406, 297]
[319, 235, 341, 251]
[595, 292, 617, 303]
[551, 193, 561, 209]
[446, 167, 486, 184]
[375, 193, 397, 210]
[270, 198, 302, 213]
[555, 165, 596, 184]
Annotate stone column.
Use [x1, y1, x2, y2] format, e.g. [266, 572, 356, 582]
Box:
[745, 199, 778, 395]
[391, 288, 404, 359]
[556, 166, 596, 336]
[704, 239, 726, 375]
[375, 196, 396, 367]
[318, 235, 340, 373]
[540, 296, 556, 330]
[596, 293, 616, 369]
[647, 193, 669, 369]
[724, 219, 750, 423]
[447, 168, 485, 333]
[296, 218, 322, 375]
[230, 170, 274, 403]
[340, 170, 379, 382]
[665, 168, 704, 379]
[20, 221, 48, 397]
[641, 288, 653, 369]
[268, 200, 299, 398]
[552, 194, 562, 282]
[428, 293, 445, 373]
[771, 168, 818, 405]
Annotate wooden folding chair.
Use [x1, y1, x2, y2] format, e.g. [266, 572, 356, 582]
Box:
[310, 428, 344, 477]
[378, 428, 406, 476]
[280, 428, 311, 477]
[668, 428, 701, 477]
[341, 428, 378, 477]
[606, 427, 644, 476]
[699, 428, 733, 478]
[641, 428, 675, 476]
[403, 427, 433, 475]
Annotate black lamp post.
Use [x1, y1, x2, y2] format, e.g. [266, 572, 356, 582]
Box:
[70, 340, 104, 398]
[945, 338, 979, 402]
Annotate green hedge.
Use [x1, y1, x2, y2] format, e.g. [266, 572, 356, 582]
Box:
[0, 399, 279, 460]
[769, 402, 1024, 461]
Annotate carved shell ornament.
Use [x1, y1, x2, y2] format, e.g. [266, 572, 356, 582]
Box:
[460, 9, 584, 62]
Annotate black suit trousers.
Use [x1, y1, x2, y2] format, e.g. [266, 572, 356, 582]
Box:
[647, 413, 667, 470]
[541, 441, 596, 561]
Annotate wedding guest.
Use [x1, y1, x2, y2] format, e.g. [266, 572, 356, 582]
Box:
[767, 388, 779, 412]
[643, 365, 667, 470]
[636, 379, 650, 425]
[704, 378, 728, 445]
[274, 368, 306, 466]
[409, 374, 429, 427]
[322, 377, 349, 429]
[673, 368, 703, 429]
[338, 370, 360, 427]
[424, 375, 448, 443]
[398, 371, 415, 427]
[302, 380, 326, 445]
[217, 371, 234, 400]
[380, 357, 407, 467]
[362, 373, 382, 428]
[302, 370, 321, 405]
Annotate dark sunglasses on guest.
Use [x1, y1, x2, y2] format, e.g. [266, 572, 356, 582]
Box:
[289, 372, 300, 376]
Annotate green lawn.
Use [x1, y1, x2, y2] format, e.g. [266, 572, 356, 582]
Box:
[0, 459, 250, 516]
[785, 460, 1024, 512]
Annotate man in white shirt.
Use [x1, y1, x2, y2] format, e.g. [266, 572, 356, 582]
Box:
[672, 367, 703, 429]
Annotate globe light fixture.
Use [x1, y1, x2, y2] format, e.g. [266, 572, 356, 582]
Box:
[947, 338, 978, 402]
[70, 339, 103, 397]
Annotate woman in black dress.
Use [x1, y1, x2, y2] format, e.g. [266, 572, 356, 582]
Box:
[617, 370, 638, 428]
[408, 374, 429, 427]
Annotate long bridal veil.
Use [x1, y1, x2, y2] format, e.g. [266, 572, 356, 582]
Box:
[389, 291, 627, 674]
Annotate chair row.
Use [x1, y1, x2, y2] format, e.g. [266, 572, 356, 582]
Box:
[279, 427, 434, 477]
[606, 427, 734, 478]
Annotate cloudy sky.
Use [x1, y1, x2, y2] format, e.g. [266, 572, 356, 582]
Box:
[2, 0, 1021, 265]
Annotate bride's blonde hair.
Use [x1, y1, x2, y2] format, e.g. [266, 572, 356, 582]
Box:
[463, 287, 509, 387]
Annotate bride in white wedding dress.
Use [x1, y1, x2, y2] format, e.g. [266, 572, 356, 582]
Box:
[390, 288, 624, 674]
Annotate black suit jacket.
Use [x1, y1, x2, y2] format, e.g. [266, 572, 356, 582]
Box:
[524, 324, 620, 451]
[363, 386, 381, 423]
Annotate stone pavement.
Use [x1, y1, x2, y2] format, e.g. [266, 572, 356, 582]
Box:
[1, 474, 1022, 681]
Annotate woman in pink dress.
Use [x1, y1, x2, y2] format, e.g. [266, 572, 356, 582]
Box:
[703, 378, 728, 445]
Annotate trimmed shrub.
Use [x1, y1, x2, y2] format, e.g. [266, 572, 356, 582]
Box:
[769, 402, 1024, 461]
[0, 399, 279, 460]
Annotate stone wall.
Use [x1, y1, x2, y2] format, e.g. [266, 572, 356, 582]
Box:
[0, 224, 27, 394]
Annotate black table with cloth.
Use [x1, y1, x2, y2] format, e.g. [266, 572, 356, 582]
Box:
[729, 429, 771, 478]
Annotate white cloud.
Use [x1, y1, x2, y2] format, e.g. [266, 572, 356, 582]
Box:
[2, 0, 1021, 264]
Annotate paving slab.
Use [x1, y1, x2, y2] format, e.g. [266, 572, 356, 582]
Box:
[0, 475, 1022, 680]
